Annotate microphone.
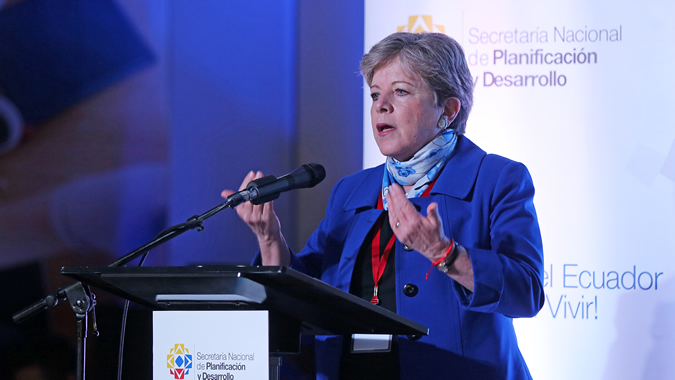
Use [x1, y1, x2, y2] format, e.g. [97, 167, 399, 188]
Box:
[226, 163, 326, 207]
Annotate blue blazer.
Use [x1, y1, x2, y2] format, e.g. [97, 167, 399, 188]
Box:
[282, 136, 544, 379]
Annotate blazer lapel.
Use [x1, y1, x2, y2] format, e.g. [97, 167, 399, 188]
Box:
[411, 136, 486, 243]
[432, 135, 486, 199]
[335, 166, 384, 291]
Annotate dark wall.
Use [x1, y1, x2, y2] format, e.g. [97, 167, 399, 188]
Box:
[167, 0, 298, 265]
[167, 0, 364, 264]
[295, 0, 364, 248]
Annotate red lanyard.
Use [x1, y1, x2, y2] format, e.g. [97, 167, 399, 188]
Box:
[370, 216, 396, 304]
[369, 180, 436, 304]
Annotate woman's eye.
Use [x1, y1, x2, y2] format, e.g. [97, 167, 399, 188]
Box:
[395, 89, 408, 95]
[370, 93, 380, 101]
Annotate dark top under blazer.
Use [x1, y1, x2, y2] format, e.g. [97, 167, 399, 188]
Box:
[258, 136, 545, 379]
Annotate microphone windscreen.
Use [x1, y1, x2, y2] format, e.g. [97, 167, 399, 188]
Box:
[303, 163, 326, 187]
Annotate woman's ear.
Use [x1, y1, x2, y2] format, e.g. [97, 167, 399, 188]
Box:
[444, 97, 461, 124]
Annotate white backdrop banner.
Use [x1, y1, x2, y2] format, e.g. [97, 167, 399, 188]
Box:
[363, 1, 675, 379]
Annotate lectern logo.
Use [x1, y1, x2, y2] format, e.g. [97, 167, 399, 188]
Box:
[397, 15, 445, 34]
[166, 343, 193, 379]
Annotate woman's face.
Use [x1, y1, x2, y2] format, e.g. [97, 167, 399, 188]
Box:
[370, 58, 444, 162]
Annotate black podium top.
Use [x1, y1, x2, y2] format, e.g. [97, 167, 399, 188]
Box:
[62, 265, 428, 339]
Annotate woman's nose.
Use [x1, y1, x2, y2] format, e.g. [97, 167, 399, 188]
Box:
[375, 95, 392, 113]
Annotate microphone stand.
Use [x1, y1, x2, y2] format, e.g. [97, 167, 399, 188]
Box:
[12, 198, 236, 380]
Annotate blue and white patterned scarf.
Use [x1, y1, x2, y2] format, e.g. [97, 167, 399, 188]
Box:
[381, 129, 457, 210]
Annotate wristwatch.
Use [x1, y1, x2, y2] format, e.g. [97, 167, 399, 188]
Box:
[436, 242, 460, 273]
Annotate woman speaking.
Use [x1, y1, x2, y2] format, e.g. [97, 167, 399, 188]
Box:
[222, 32, 544, 380]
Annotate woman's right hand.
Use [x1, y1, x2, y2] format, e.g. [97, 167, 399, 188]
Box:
[221, 171, 280, 242]
[221, 171, 290, 266]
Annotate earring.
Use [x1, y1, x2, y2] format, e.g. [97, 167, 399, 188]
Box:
[437, 115, 450, 130]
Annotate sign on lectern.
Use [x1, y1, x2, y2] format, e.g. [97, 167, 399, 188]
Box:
[154, 310, 268, 380]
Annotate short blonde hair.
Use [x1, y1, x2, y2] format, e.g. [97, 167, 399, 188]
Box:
[360, 32, 473, 134]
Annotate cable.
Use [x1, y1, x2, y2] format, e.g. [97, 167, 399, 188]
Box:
[116, 251, 149, 380]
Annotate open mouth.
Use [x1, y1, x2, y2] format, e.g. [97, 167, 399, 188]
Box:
[376, 123, 394, 132]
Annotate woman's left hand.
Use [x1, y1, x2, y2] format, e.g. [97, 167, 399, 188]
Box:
[385, 183, 452, 263]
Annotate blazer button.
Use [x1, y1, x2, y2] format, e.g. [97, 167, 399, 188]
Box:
[403, 284, 418, 297]
[402, 244, 413, 251]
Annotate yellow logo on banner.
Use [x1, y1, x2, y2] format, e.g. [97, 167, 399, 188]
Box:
[397, 15, 445, 34]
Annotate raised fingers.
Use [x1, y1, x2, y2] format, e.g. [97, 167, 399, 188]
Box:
[239, 170, 255, 191]
[426, 202, 442, 230]
[222, 171, 264, 221]
[220, 170, 284, 255]
[387, 184, 416, 226]
[220, 170, 255, 200]
[245, 171, 266, 217]
[385, 186, 401, 230]
[385, 185, 449, 261]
